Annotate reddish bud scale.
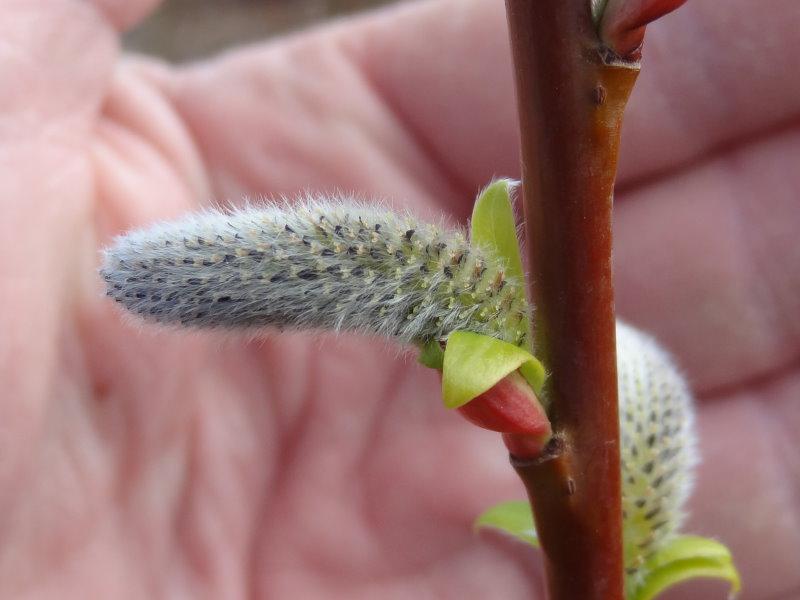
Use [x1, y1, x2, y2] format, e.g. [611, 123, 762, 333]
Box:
[600, 0, 688, 59]
[456, 370, 552, 458]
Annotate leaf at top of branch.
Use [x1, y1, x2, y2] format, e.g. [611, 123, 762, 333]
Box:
[596, 0, 688, 60]
[474, 500, 539, 548]
[630, 535, 741, 600]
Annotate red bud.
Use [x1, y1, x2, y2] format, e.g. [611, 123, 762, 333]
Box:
[456, 370, 552, 458]
[600, 0, 688, 59]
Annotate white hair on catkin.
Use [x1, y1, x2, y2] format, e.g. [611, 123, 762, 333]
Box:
[616, 320, 698, 592]
[101, 199, 529, 347]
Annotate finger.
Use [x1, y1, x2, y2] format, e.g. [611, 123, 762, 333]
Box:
[167, 37, 460, 220]
[0, 0, 118, 495]
[686, 377, 800, 600]
[166, 0, 798, 213]
[345, 0, 800, 195]
[91, 59, 211, 242]
[89, 0, 161, 32]
[615, 126, 800, 393]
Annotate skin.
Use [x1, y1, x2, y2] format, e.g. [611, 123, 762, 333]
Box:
[0, 0, 798, 598]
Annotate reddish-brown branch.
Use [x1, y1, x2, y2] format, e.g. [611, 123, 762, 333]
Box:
[504, 1, 639, 598]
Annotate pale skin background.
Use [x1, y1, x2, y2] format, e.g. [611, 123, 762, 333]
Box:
[0, 0, 798, 598]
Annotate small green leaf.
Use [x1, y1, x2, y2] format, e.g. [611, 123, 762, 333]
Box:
[470, 179, 525, 283]
[417, 340, 444, 370]
[470, 180, 531, 348]
[474, 500, 539, 547]
[442, 331, 546, 409]
[631, 535, 741, 600]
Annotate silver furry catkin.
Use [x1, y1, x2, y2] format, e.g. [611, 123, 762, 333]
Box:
[101, 200, 529, 347]
[101, 201, 698, 589]
[616, 321, 698, 591]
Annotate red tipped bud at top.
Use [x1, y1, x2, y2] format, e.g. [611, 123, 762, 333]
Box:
[599, 0, 688, 60]
[457, 370, 552, 458]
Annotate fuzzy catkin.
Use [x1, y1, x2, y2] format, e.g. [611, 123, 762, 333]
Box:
[101, 201, 698, 588]
[616, 321, 698, 591]
[101, 200, 529, 347]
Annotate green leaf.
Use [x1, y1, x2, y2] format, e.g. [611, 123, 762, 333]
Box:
[474, 500, 539, 547]
[417, 340, 444, 370]
[631, 535, 741, 600]
[470, 179, 525, 283]
[442, 331, 546, 409]
[470, 180, 531, 348]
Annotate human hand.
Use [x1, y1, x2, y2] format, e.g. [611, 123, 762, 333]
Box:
[1, 1, 797, 598]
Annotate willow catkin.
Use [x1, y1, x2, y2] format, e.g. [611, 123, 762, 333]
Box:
[100, 200, 529, 347]
[616, 320, 698, 590]
[101, 200, 697, 587]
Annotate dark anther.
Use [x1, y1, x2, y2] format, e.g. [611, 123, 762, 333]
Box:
[217, 296, 231, 303]
[196, 312, 207, 319]
[326, 264, 341, 275]
[187, 278, 203, 285]
[224, 254, 236, 263]
[443, 266, 454, 279]
[644, 507, 661, 521]
[351, 266, 364, 277]
[334, 225, 343, 236]
[634, 498, 646, 509]
[248, 250, 265, 261]
[347, 246, 357, 255]
[183, 258, 193, 265]
[197, 237, 206, 245]
[374, 223, 381, 232]
[135, 292, 146, 299]
[301, 236, 311, 246]
[234, 233, 242, 240]
[369, 249, 381, 259]
[270, 272, 287, 283]
[202, 259, 213, 266]
[285, 224, 295, 234]
[321, 249, 335, 257]
[297, 269, 319, 281]
[642, 461, 655, 474]
[404, 229, 415, 241]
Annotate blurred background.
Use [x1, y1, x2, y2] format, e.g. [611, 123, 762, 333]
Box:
[124, 0, 397, 62]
